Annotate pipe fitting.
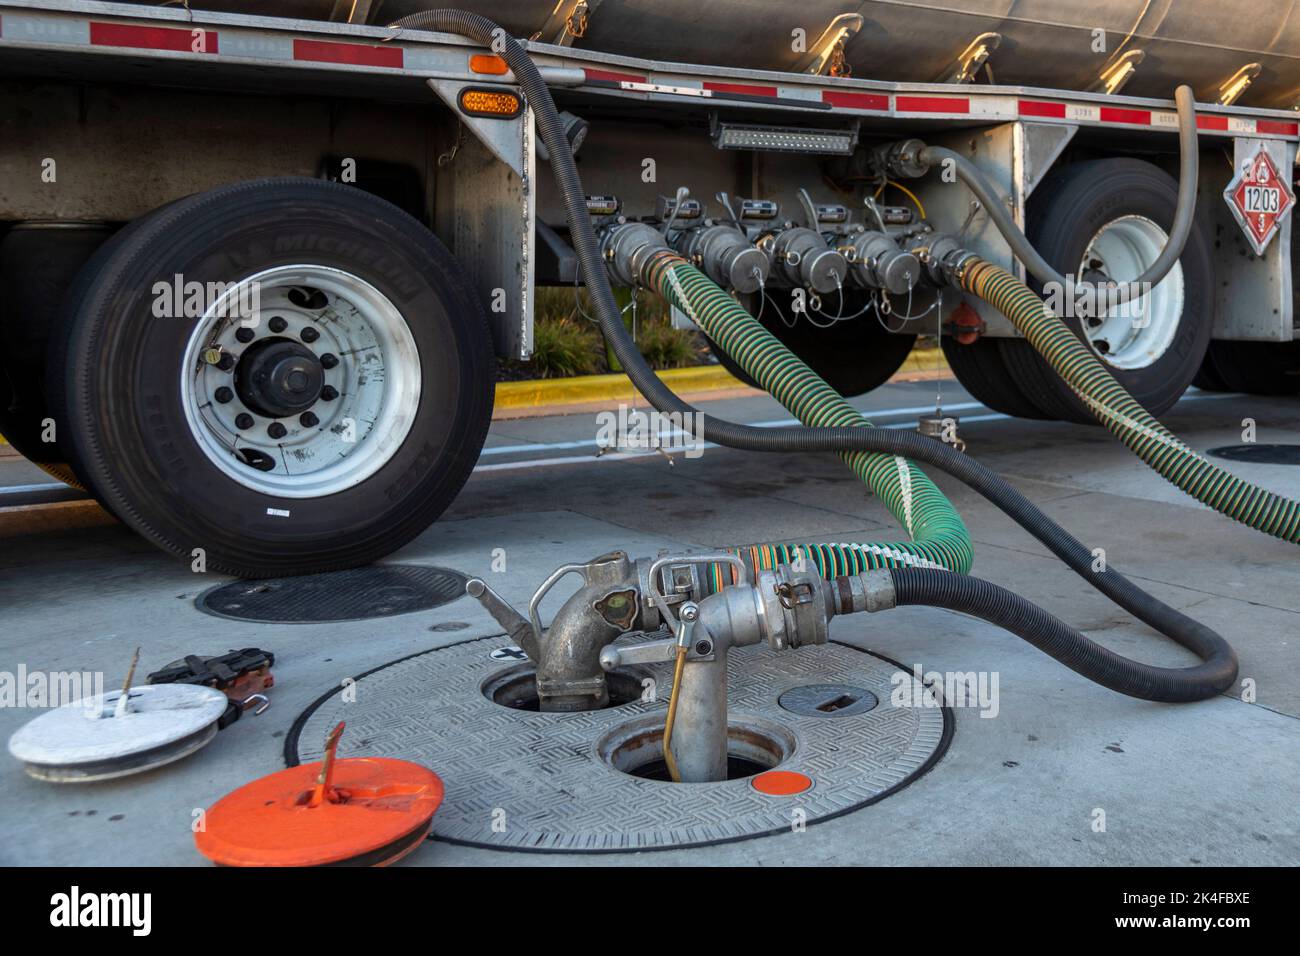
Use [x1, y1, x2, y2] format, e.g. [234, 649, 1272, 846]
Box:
[678, 224, 770, 294]
[768, 227, 848, 293]
[871, 138, 930, 179]
[601, 221, 671, 287]
[842, 230, 922, 294]
[831, 569, 898, 615]
[906, 232, 966, 285]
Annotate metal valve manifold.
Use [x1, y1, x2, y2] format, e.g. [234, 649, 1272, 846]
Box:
[466, 550, 897, 782]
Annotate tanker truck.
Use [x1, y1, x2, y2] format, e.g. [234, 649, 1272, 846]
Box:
[0, 0, 1296, 576]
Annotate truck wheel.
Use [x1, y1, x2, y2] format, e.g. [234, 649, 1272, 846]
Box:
[50, 178, 494, 577]
[999, 158, 1213, 424]
[941, 337, 1049, 419]
[1200, 340, 1300, 395]
[713, 291, 916, 397]
[0, 222, 113, 487]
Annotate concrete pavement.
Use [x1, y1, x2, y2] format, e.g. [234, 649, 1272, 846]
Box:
[1, 379, 1297, 865]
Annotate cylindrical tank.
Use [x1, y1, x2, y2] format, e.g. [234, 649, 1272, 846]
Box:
[140, 1, 1300, 109]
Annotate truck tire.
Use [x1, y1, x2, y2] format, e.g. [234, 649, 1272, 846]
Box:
[49, 178, 494, 577]
[710, 291, 916, 397]
[941, 337, 1049, 419]
[1200, 340, 1300, 395]
[0, 223, 113, 486]
[999, 158, 1213, 424]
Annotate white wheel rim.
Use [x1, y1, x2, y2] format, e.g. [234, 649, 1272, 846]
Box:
[1077, 215, 1184, 371]
[180, 265, 421, 498]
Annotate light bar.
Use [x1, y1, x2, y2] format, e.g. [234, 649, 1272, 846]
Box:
[711, 122, 858, 155]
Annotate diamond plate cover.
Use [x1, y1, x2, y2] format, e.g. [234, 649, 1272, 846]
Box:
[289, 636, 950, 852]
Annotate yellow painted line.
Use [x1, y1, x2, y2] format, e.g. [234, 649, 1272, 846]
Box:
[495, 364, 742, 410]
[494, 348, 946, 411]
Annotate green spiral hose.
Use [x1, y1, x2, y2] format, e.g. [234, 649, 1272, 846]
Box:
[959, 256, 1300, 544]
[642, 251, 974, 580]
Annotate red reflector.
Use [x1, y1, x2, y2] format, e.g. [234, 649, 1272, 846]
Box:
[292, 38, 403, 69]
[896, 95, 969, 114]
[89, 22, 218, 54]
[822, 89, 889, 111]
[1256, 119, 1299, 136]
[584, 68, 646, 84]
[1099, 107, 1150, 125]
[1018, 99, 1066, 119]
[704, 81, 778, 97]
[1196, 115, 1230, 131]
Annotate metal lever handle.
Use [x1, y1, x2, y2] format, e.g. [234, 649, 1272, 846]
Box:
[645, 552, 746, 632]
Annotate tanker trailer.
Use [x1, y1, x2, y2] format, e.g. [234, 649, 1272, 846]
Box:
[0, 0, 1295, 574]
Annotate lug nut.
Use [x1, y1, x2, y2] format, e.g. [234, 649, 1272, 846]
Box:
[235, 327, 255, 343]
[300, 411, 319, 428]
[214, 386, 233, 404]
[320, 353, 339, 369]
[268, 316, 288, 334]
[320, 385, 339, 401]
[300, 326, 320, 344]
[267, 422, 287, 439]
[235, 413, 254, 430]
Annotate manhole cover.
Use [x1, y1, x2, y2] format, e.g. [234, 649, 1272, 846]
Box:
[1208, 443, 1300, 465]
[287, 635, 952, 853]
[197, 565, 468, 623]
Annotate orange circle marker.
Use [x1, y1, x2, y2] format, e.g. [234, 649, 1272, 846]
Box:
[751, 770, 813, 796]
[195, 723, 443, 867]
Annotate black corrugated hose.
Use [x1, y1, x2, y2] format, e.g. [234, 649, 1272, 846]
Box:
[389, 10, 1237, 702]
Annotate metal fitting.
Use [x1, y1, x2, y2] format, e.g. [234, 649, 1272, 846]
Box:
[600, 221, 671, 287]
[841, 230, 922, 294]
[907, 232, 968, 286]
[871, 138, 930, 179]
[831, 569, 897, 615]
[768, 227, 848, 293]
[677, 223, 770, 294]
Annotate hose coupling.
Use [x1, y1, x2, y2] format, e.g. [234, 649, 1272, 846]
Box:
[871, 138, 930, 180]
[752, 562, 833, 650]
[831, 570, 897, 615]
[906, 233, 971, 286]
[600, 220, 672, 287]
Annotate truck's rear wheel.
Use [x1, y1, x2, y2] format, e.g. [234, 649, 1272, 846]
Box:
[50, 178, 493, 577]
[1199, 339, 1300, 395]
[0, 222, 113, 487]
[941, 337, 1049, 419]
[710, 291, 916, 397]
[999, 158, 1213, 424]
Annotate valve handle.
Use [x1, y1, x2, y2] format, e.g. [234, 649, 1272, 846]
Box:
[645, 552, 746, 632]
